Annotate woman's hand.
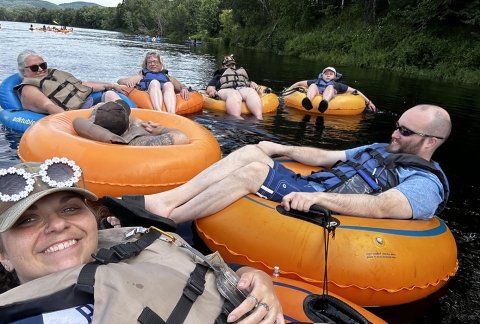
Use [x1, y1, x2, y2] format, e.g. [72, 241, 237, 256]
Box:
[180, 87, 191, 100]
[227, 267, 284, 324]
[112, 84, 130, 95]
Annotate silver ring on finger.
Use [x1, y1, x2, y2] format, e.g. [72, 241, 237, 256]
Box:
[247, 294, 259, 307]
[257, 302, 270, 312]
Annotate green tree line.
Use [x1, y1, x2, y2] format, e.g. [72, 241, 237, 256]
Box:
[1, 0, 479, 84]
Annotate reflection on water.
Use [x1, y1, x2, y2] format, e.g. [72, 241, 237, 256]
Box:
[1, 21, 479, 323]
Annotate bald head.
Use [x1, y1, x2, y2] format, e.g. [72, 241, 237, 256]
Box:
[403, 104, 451, 142]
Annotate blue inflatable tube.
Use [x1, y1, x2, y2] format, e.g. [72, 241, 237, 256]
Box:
[0, 73, 136, 133]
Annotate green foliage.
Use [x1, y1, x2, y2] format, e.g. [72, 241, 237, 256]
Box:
[2, 0, 479, 84]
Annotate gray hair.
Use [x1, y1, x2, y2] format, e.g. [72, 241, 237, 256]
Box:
[17, 50, 43, 76]
[141, 50, 166, 70]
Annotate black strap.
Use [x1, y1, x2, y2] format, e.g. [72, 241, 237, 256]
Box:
[76, 230, 161, 293]
[138, 307, 166, 324]
[166, 263, 209, 324]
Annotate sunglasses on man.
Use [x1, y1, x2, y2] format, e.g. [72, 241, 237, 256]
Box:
[394, 122, 444, 139]
[25, 62, 48, 72]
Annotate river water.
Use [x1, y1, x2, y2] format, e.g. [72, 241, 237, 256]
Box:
[0, 21, 479, 323]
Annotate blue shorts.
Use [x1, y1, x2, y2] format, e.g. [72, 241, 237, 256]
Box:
[256, 161, 319, 202]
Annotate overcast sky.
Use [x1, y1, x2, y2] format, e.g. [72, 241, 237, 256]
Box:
[47, 0, 123, 7]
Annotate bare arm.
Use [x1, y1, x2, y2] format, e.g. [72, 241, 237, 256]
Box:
[81, 80, 129, 95]
[287, 80, 308, 90]
[140, 121, 189, 145]
[169, 75, 191, 100]
[346, 87, 376, 112]
[20, 85, 65, 114]
[73, 117, 128, 144]
[256, 141, 346, 168]
[117, 74, 143, 88]
[228, 267, 284, 324]
[281, 188, 413, 219]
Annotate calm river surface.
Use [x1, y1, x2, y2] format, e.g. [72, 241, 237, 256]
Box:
[1, 21, 479, 323]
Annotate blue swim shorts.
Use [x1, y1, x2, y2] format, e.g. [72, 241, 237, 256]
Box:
[256, 161, 319, 202]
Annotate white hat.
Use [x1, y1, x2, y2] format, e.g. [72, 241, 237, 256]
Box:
[322, 67, 337, 75]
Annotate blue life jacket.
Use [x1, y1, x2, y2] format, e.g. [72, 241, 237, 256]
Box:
[314, 79, 336, 93]
[305, 143, 449, 215]
[138, 68, 170, 91]
[314, 72, 343, 93]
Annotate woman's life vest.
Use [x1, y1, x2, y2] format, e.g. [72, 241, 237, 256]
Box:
[138, 68, 170, 91]
[0, 227, 245, 324]
[19, 69, 93, 110]
[305, 143, 449, 215]
[218, 67, 251, 90]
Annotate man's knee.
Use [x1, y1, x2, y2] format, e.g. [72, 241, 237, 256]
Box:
[241, 161, 270, 190]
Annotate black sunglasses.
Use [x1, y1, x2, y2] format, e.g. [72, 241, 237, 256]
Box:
[395, 122, 444, 139]
[25, 62, 48, 72]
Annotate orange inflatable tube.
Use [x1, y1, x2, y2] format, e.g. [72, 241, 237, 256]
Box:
[18, 109, 221, 197]
[273, 276, 386, 323]
[127, 88, 203, 115]
[283, 86, 366, 115]
[202, 86, 279, 114]
[196, 159, 458, 307]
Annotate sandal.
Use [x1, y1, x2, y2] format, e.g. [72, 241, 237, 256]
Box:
[101, 195, 177, 231]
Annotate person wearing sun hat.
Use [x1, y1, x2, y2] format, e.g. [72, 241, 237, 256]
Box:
[205, 54, 264, 120]
[0, 157, 284, 323]
[287, 66, 377, 113]
[0, 158, 98, 233]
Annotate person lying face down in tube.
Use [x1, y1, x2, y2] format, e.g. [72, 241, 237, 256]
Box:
[0, 158, 285, 323]
[72, 99, 189, 146]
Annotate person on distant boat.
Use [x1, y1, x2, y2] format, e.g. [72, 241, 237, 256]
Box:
[72, 99, 189, 146]
[15, 50, 129, 114]
[29, 24, 33, 31]
[288, 66, 376, 113]
[117, 50, 190, 114]
[105, 104, 451, 224]
[206, 54, 263, 120]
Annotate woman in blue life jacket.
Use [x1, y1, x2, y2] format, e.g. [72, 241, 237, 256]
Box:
[0, 158, 285, 323]
[16, 50, 129, 115]
[118, 51, 190, 114]
[288, 66, 377, 113]
[206, 54, 263, 120]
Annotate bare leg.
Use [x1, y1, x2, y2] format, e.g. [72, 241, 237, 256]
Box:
[148, 80, 163, 111]
[168, 161, 270, 223]
[239, 88, 263, 120]
[162, 82, 176, 113]
[306, 83, 320, 100]
[218, 89, 243, 119]
[322, 85, 335, 102]
[144, 144, 274, 219]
